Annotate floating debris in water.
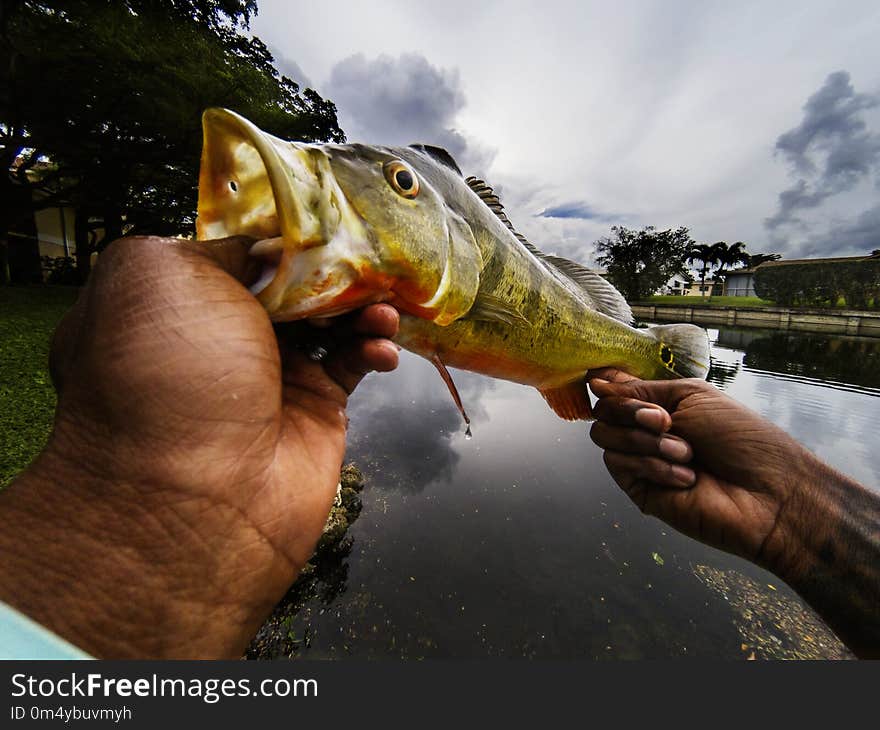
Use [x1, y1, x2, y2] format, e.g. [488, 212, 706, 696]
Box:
[652, 552, 665, 566]
[693, 564, 852, 660]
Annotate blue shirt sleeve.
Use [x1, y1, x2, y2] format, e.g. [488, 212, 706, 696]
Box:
[0, 601, 92, 659]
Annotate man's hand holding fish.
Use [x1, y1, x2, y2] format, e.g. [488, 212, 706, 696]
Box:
[0, 235, 399, 658]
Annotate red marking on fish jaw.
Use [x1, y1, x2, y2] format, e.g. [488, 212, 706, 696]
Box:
[267, 261, 397, 320]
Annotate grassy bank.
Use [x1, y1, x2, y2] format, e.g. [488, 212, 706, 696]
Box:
[0, 285, 78, 488]
[641, 295, 878, 310]
[640, 295, 773, 307]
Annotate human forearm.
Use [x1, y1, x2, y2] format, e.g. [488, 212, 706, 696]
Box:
[0, 444, 297, 659]
[767, 458, 880, 659]
[587, 373, 880, 659]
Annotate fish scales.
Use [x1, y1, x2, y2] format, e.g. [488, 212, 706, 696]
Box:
[196, 109, 710, 422]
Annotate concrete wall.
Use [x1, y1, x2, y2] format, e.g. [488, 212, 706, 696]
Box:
[631, 304, 880, 338]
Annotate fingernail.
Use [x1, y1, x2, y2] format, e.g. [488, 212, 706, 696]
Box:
[634, 408, 664, 431]
[592, 378, 609, 385]
[670, 465, 696, 487]
[659, 437, 689, 462]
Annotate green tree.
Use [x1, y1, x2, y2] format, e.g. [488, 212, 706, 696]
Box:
[687, 242, 725, 298]
[595, 225, 694, 302]
[1, 0, 344, 284]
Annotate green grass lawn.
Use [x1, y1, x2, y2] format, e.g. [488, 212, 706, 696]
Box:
[642, 295, 773, 307]
[0, 285, 78, 488]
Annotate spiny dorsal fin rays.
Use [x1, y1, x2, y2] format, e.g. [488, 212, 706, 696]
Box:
[464, 176, 632, 325]
[466, 176, 515, 229]
[465, 176, 548, 259]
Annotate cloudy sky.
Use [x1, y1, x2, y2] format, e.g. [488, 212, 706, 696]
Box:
[251, 0, 880, 264]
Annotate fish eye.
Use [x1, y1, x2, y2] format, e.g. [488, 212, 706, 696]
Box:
[384, 161, 420, 199]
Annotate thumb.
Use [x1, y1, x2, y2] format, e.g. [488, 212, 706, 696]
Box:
[182, 236, 261, 287]
[589, 376, 711, 414]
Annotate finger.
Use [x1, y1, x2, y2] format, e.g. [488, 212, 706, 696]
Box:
[603, 450, 696, 490]
[592, 395, 672, 434]
[351, 304, 400, 339]
[590, 376, 711, 415]
[590, 422, 693, 463]
[585, 367, 638, 384]
[307, 303, 399, 338]
[322, 338, 400, 395]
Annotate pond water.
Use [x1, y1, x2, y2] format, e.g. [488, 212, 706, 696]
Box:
[272, 326, 880, 659]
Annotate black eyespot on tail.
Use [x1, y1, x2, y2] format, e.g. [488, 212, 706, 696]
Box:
[660, 344, 673, 366]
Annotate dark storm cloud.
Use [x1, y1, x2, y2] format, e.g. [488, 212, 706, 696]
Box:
[766, 71, 880, 231]
[801, 202, 880, 257]
[325, 53, 493, 173]
[764, 180, 832, 229]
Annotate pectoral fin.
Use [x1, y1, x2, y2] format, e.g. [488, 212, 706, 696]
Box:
[538, 381, 593, 421]
[430, 354, 472, 436]
[467, 293, 531, 326]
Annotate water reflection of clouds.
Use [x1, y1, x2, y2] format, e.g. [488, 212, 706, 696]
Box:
[345, 352, 497, 492]
[320, 324, 879, 658]
[347, 329, 880, 492]
[732, 373, 879, 487]
[709, 329, 880, 488]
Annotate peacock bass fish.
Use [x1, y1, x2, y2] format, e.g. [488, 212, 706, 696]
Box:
[196, 108, 710, 426]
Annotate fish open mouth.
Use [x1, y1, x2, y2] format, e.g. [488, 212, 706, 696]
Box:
[196, 108, 369, 319]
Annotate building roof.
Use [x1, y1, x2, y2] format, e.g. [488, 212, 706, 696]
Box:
[759, 253, 879, 268]
[720, 252, 878, 277]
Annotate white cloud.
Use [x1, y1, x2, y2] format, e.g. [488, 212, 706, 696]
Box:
[250, 0, 880, 261]
[324, 53, 494, 174]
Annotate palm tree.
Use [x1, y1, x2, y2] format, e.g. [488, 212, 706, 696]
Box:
[687, 242, 725, 298]
[747, 252, 782, 267]
[713, 241, 752, 290]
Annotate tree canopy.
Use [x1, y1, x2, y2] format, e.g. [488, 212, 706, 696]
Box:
[595, 225, 694, 302]
[1, 0, 344, 282]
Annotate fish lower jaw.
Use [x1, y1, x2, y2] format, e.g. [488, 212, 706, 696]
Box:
[265, 290, 391, 322]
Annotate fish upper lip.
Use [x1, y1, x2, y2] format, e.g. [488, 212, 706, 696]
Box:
[198, 110, 376, 315]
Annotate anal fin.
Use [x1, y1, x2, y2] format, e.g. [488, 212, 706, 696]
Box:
[538, 381, 593, 421]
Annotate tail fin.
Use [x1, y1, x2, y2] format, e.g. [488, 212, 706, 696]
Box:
[646, 323, 711, 379]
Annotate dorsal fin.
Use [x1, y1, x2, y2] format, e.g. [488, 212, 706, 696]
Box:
[465, 176, 545, 256]
[542, 255, 633, 324]
[464, 176, 632, 324]
[410, 144, 462, 175]
[466, 175, 516, 231]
